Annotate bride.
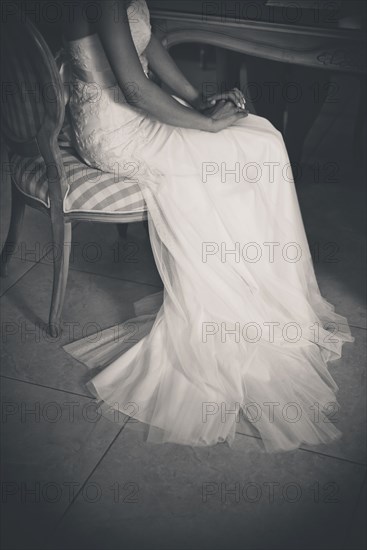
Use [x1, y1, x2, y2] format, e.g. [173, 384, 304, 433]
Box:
[62, 0, 353, 451]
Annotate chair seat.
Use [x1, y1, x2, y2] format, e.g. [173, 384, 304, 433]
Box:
[9, 145, 147, 216]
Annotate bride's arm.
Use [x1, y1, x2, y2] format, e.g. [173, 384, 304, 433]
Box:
[145, 35, 247, 112]
[95, 1, 245, 132]
[144, 34, 201, 107]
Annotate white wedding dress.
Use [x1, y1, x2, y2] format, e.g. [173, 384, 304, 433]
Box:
[63, 0, 353, 451]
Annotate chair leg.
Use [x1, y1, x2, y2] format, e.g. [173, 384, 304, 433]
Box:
[143, 219, 149, 236]
[48, 219, 72, 337]
[0, 190, 25, 277]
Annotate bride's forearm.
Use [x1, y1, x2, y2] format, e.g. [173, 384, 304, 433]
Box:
[128, 78, 212, 131]
[145, 34, 200, 106]
[95, 3, 208, 129]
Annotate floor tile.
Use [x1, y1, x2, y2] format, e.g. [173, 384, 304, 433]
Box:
[67, 221, 162, 288]
[0, 260, 161, 394]
[298, 184, 366, 328]
[12, 206, 53, 263]
[51, 424, 365, 550]
[0, 377, 124, 550]
[345, 476, 367, 550]
[0, 258, 38, 297]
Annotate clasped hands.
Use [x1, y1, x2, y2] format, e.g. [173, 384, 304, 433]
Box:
[192, 88, 248, 116]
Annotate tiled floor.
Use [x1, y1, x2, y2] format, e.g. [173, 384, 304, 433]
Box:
[1, 183, 366, 550]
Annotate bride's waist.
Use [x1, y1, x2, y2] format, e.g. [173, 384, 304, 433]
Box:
[71, 64, 117, 88]
[69, 80, 146, 125]
[68, 56, 149, 90]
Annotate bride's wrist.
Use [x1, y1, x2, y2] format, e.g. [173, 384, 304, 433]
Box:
[201, 116, 215, 132]
[188, 89, 204, 110]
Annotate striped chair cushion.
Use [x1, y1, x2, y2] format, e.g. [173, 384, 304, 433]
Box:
[10, 144, 147, 215]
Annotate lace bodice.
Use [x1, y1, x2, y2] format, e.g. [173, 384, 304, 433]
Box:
[60, 0, 154, 172]
[65, 0, 151, 79]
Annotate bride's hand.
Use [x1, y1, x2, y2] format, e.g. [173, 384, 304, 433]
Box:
[207, 88, 246, 111]
[207, 100, 249, 133]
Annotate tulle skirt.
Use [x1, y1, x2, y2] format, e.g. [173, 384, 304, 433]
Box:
[64, 112, 354, 452]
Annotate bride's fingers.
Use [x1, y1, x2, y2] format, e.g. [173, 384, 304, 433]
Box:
[222, 91, 242, 109]
[208, 92, 243, 109]
[233, 110, 249, 122]
[207, 94, 224, 105]
[231, 88, 246, 109]
[212, 100, 236, 116]
[221, 88, 245, 109]
[231, 89, 245, 109]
